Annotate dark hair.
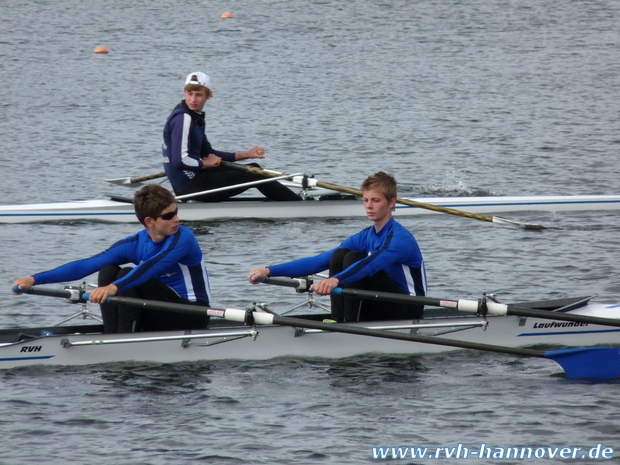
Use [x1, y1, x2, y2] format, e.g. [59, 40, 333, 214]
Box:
[134, 184, 176, 225]
[360, 171, 397, 199]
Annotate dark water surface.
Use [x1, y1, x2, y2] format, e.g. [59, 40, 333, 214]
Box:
[1, 0, 620, 463]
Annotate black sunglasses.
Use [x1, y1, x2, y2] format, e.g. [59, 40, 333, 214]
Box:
[156, 207, 178, 221]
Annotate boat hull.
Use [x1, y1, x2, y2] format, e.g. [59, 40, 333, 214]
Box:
[1, 195, 620, 223]
[1, 302, 619, 369]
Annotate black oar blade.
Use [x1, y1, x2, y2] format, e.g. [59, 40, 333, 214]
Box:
[545, 347, 620, 380]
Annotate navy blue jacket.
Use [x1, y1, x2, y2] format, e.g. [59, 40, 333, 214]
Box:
[162, 101, 236, 193]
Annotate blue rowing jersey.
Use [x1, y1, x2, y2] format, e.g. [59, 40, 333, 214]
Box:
[268, 218, 427, 297]
[32, 225, 211, 303]
[162, 101, 236, 193]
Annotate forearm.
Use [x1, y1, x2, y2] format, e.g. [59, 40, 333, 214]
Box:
[213, 150, 236, 162]
[233, 147, 265, 161]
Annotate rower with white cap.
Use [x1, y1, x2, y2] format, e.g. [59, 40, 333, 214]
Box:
[162, 71, 301, 202]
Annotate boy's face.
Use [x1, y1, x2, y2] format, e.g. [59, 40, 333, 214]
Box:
[150, 202, 179, 237]
[184, 88, 209, 112]
[363, 188, 396, 226]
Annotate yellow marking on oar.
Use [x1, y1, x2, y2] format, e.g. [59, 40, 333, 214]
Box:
[105, 172, 167, 187]
[218, 161, 550, 230]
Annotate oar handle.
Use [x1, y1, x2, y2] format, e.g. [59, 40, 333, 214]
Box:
[12, 285, 84, 301]
[266, 313, 544, 358]
[332, 288, 620, 328]
[218, 161, 285, 179]
[332, 287, 444, 307]
[254, 281, 620, 329]
[256, 276, 308, 290]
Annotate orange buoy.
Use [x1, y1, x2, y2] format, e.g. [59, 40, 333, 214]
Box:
[94, 46, 109, 54]
[220, 12, 234, 19]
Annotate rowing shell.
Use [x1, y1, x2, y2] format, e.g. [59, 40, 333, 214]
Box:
[1, 194, 619, 223]
[1, 296, 619, 369]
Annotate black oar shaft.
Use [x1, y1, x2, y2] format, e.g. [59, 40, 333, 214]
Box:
[268, 314, 544, 358]
[111, 293, 546, 359]
[16, 285, 542, 357]
[336, 288, 620, 328]
[258, 279, 620, 329]
[14, 286, 620, 379]
[108, 296, 212, 316]
[15, 287, 215, 316]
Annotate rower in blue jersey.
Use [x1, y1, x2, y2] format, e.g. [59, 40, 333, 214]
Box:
[13, 185, 212, 333]
[248, 172, 427, 322]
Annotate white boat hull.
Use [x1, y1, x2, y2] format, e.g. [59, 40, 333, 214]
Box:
[1, 300, 619, 369]
[1, 194, 620, 223]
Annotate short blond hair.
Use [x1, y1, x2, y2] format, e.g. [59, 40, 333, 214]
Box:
[361, 171, 397, 199]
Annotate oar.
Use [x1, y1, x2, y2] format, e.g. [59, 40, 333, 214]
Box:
[103, 163, 291, 188]
[174, 173, 301, 201]
[217, 161, 550, 230]
[256, 276, 620, 329]
[105, 172, 167, 187]
[12, 286, 620, 379]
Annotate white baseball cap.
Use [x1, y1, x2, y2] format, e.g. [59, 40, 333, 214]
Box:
[185, 72, 212, 90]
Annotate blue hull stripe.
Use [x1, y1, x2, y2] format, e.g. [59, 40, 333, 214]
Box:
[518, 328, 620, 337]
[0, 356, 55, 362]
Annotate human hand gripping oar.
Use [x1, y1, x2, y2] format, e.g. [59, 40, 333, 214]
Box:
[216, 161, 551, 230]
[103, 148, 266, 187]
[13, 285, 620, 379]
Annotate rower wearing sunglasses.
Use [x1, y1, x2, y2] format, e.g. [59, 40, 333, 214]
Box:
[12, 185, 211, 333]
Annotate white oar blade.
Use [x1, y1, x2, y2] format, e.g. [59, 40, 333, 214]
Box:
[105, 177, 143, 186]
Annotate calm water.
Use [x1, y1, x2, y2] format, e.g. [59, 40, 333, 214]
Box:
[1, 0, 620, 463]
